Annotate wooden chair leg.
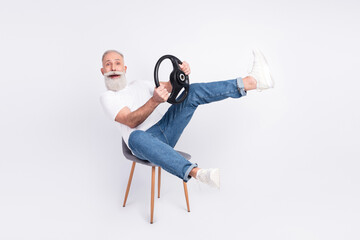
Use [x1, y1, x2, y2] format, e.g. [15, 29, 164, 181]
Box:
[158, 167, 161, 198]
[150, 166, 155, 224]
[183, 181, 190, 212]
[123, 162, 136, 207]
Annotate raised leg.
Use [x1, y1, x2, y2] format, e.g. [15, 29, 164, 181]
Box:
[123, 162, 136, 207]
[158, 167, 161, 198]
[183, 181, 190, 212]
[150, 166, 155, 224]
[154, 80, 245, 148]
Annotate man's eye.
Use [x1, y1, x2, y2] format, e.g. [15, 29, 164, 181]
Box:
[116, 62, 121, 65]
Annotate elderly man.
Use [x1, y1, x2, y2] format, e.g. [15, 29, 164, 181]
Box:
[100, 50, 274, 189]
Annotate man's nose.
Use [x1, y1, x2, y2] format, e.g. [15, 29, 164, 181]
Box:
[111, 64, 116, 71]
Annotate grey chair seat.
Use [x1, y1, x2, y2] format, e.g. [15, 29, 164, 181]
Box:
[122, 139, 191, 165]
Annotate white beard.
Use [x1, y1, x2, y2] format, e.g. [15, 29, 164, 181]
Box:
[104, 71, 127, 91]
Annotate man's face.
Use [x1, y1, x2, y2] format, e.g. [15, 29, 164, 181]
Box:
[101, 52, 128, 91]
[101, 52, 127, 76]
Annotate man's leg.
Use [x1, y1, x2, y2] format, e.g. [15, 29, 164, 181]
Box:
[153, 48, 273, 147]
[129, 50, 273, 187]
[136, 78, 247, 188]
[128, 130, 197, 182]
[154, 78, 247, 147]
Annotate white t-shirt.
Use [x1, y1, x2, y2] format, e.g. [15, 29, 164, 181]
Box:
[100, 80, 167, 147]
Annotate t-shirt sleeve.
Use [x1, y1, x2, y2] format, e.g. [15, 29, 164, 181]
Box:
[141, 80, 155, 95]
[100, 92, 127, 121]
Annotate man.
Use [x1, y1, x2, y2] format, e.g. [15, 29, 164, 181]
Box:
[100, 50, 274, 189]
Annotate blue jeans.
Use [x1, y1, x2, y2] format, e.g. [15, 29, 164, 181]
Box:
[128, 78, 246, 182]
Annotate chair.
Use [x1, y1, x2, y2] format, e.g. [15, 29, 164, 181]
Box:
[121, 139, 191, 224]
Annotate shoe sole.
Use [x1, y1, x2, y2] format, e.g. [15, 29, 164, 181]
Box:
[254, 49, 275, 90]
[210, 168, 220, 189]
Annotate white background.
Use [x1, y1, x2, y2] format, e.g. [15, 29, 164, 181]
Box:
[1, 0, 359, 239]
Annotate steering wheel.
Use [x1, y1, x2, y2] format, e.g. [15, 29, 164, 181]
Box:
[154, 55, 190, 104]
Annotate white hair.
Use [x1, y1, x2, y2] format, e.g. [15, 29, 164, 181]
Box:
[101, 50, 124, 62]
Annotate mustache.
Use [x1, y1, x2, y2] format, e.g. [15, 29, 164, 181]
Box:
[104, 71, 124, 77]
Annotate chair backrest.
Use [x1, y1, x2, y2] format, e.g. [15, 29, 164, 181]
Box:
[122, 138, 134, 159]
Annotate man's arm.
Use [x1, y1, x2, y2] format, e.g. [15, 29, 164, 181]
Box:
[115, 85, 169, 128]
[117, 61, 191, 128]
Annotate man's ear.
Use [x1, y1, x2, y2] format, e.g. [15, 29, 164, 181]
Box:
[124, 66, 127, 73]
[100, 68, 105, 75]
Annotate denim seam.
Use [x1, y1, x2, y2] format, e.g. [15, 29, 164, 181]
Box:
[160, 104, 196, 141]
[193, 88, 240, 103]
[157, 123, 170, 145]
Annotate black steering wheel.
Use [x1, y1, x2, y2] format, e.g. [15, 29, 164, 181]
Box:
[154, 55, 190, 104]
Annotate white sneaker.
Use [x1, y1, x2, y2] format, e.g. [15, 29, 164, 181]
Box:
[196, 168, 220, 189]
[248, 49, 275, 91]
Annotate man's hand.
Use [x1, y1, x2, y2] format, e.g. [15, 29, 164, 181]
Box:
[179, 61, 191, 75]
[157, 61, 190, 95]
[160, 81, 172, 93]
[153, 85, 169, 103]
